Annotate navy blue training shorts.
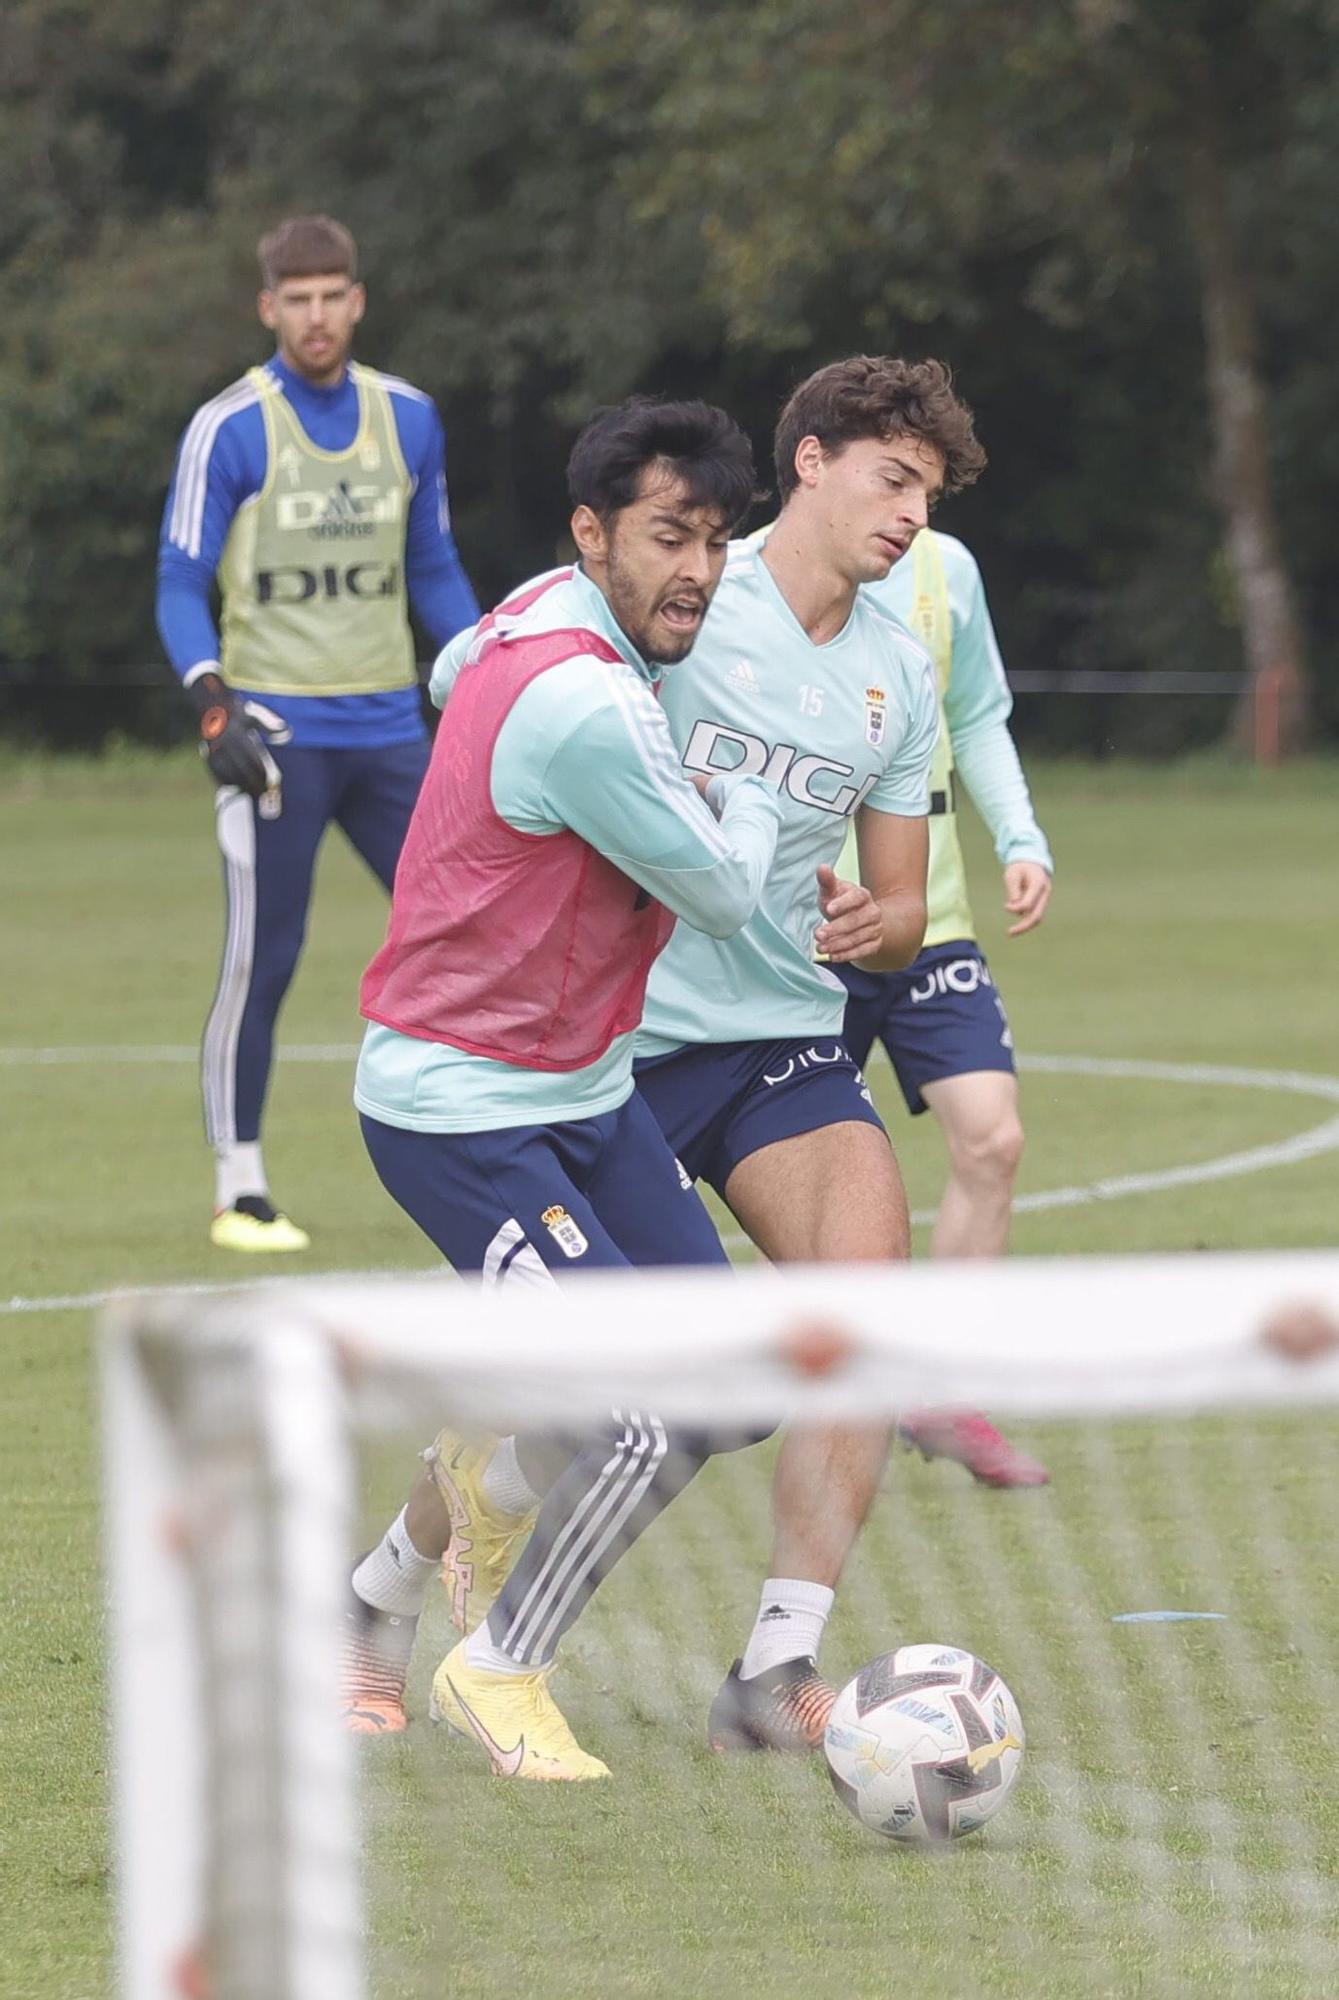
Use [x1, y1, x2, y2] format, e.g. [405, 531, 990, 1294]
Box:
[360, 1088, 727, 1284]
[633, 1035, 887, 1199]
[837, 939, 1016, 1116]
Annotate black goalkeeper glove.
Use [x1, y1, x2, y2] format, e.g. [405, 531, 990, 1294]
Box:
[186, 669, 291, 810]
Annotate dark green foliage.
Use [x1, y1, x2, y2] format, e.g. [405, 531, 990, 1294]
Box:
[0, 0, 1334, 747]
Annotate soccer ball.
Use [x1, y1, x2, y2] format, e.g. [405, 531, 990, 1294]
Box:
[823, 1643, 1024, 1842]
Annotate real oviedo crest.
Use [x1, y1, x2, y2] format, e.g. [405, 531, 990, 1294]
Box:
[541, 1204, 589, 1259]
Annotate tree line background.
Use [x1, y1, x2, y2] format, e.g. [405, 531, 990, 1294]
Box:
[2, 0, 1336, 756]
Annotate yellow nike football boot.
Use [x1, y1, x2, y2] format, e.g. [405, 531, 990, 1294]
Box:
[427, 1431, 537, 1634]
[429, 1639, 610, 1781]
[210, 1195, 310, 1253]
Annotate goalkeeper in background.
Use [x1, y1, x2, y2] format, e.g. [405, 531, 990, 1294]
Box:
[155, 214, 479, 1252]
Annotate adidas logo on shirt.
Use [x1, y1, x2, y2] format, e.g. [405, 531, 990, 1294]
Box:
[727, 658, 761, 693]
[275, 479, 403, 536]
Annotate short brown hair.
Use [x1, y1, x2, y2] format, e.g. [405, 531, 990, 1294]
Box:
[257, 215, 358, 290]
[774, 356, 986, 499]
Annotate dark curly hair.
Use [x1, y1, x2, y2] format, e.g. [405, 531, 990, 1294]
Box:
[568, 397, 758, 529]
[774, 356, 986, 499]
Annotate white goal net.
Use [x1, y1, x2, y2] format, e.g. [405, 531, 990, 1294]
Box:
[103, 1253, 1339, 2000]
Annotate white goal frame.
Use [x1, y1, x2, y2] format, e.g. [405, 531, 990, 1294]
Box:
[102, 1252, 1339, 2000]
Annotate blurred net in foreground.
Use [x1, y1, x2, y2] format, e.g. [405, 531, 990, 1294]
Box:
[103, 1255, 1339, 2000]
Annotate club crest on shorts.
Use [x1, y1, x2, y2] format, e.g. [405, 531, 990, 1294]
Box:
[865, 686, 887, 747]
[540, 1204, 589, 1259]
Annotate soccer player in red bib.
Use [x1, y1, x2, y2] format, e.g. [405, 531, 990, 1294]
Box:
[350, 397, 782, 1777]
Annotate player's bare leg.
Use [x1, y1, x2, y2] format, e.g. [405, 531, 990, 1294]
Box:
[709, 1120, 904, 1751]
[922, 1069, 1024, 1258]
[344, 1422, 592, 1727]
[341, 1447, 542, 1730]
[727, 1115, 906, 1573]
[341, 1477, 443, 1734]
[725, 1117, 911, 1263]
[404, 1464, 453, 1559]
[898, 1069, 1049, 1487]
[399, 1434, 569, 1596]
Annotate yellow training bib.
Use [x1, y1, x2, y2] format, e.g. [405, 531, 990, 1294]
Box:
[218, 363, 417, 697]
[839, 533, 975, 945]
[904, 533, 975, 946]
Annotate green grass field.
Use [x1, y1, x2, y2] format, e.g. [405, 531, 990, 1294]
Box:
[3, 752, 1338, 1999]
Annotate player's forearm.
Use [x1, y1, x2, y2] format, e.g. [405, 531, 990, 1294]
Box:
[953, 717, 1054, 871]
[404, 447, 480, 645]
[665, 781, 782, 936]
[606, 779, 782, 939]
[428, 627, 477, 709]
[856, 888, 928, 972]
[407, 543, 481, 648]
[540, 695, 782, 940]
[156, 551, 222, 680]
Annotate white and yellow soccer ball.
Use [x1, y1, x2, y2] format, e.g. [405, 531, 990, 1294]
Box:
[823, 1643, 1024, 1843]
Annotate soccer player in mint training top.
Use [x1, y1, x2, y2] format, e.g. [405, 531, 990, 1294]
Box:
[156, 214, 479, 1253]
[732, 516, 1054, 1488]
[345, 357, 976, 1762]
[353, 396, 782, 1779]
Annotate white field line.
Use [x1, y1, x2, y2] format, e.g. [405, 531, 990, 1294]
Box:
[4, 1052, 1338, 1317]
[1008, 1054, 1339, 1213]
[2, 1268, 446, 1317]
[0, 1043, 362, 1065]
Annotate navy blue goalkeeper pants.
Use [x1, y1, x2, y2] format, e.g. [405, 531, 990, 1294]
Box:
[201, 738, 428, 1149]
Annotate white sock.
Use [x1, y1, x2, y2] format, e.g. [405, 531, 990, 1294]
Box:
[480, 1436, 541, 1515]
[463, 1624, 530, 1676]
[351, 1508, 440, 1618]
[739, 1578, 835, 1679]
[215, 1140, 266, 1212]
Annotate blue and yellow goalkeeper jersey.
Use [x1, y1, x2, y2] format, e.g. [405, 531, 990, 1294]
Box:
[156, 353, 479, 747]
